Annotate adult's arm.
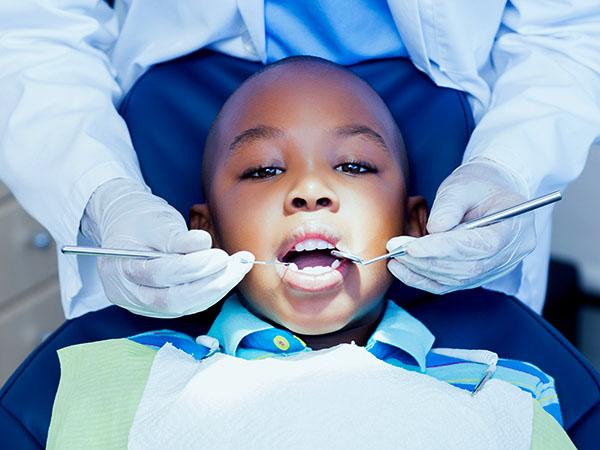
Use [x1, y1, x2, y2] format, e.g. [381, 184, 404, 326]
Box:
[0, 1, 254, 318]
[0, 0, 145, 305]
[389, 0, 600, 309]
[465, 0, 600, 193]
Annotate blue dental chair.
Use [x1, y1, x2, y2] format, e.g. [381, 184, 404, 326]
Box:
[1, 50, 598, 449]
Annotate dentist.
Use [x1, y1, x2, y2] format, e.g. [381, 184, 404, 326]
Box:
[0, 1, 599, 318]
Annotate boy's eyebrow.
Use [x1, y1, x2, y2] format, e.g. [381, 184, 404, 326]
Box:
[333, 124, 390, 154]
[226, 124, 389, 158]
[227, 125, 285, 159]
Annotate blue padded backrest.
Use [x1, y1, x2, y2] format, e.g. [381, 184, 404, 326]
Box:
[119, 50, 474, 221]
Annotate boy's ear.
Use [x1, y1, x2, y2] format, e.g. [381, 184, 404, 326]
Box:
[405, 196, 428, 237]
[189, 203, 219, 245]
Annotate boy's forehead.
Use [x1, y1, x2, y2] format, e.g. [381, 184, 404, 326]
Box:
[219, 64, 395, 144]
[201, 61, 408, 192]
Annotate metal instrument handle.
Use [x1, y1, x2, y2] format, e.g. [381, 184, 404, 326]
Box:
[61, 246, 171, 259]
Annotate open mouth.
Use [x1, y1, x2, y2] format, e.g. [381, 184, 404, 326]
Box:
[275, 225, 349, 293]
[280, 238, 342, 274]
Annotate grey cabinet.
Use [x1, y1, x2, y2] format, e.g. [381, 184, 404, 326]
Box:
[0, 182, 64, 385]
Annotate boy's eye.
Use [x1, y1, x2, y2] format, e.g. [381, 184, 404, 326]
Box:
[335, 161, 378, 175]
[241, 166, 284, 179]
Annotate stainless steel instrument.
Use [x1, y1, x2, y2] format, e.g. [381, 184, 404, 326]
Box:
[330, 191, 562, 266]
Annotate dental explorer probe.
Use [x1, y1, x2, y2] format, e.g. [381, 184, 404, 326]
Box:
[331, 190, 562, 265]
[60, 245, 291, 265]
[61, 191, 561, 265]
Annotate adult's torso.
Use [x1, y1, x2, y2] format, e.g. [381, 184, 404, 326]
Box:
[263, 0, 408, 64]
[112, 0, 506, 113]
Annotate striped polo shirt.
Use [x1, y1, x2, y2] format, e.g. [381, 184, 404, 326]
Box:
[46, 295, 568, 447]
[202, 294, 562, 425]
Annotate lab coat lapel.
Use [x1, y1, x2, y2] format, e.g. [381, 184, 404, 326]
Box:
[386, 0, 432, 74]
[236, 0, 266, 62]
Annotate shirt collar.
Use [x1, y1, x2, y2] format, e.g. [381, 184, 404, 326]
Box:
[208, 294, 434, 371]
[367, 300, 434, 372]
[207, 294, 273, 356]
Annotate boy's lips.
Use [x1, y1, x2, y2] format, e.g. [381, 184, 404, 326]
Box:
[276, 222, 342, 261]
[275, 222, 349, 293]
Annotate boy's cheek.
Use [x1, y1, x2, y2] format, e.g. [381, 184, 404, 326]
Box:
[235, 275, 284, 326]
[213, 197, 281, 252]
[211, 212, 264, 255]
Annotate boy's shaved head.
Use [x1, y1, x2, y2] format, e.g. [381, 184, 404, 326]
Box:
[191, 54, 427, 340]
[202, 56, 408, 198]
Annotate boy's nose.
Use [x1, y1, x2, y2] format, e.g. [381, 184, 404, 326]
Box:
[291, 196, 332, 209]
[285, 178, 339, 213]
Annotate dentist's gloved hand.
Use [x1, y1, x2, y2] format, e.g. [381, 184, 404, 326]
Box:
[81, 178, 254, 318]
[386, 158, 536, 294]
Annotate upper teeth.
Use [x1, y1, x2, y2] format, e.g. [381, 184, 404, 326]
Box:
[293, 239, 335, 252]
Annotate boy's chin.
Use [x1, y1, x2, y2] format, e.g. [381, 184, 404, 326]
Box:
[274, 303, 360, 337]
[240, 288, 387, 338]
[275, 295, 387, 340]
[282, 319, 347, 337]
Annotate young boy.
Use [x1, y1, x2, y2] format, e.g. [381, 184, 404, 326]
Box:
[47, 57, 574, 449]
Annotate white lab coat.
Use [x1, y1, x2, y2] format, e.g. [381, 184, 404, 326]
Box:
[1, 0, 599, 318]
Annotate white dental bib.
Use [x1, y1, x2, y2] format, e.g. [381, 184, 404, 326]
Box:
[129, 344, 533, 450]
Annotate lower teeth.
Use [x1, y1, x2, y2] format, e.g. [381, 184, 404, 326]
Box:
[286, 259, 341, 274]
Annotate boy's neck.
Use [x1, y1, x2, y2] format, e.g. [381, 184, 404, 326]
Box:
[297, 304, 385, 350]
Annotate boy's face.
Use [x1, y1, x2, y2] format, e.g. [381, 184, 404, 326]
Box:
[192, 64, 426, 335]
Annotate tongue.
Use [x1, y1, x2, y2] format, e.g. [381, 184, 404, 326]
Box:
[291, 251, 337, 270]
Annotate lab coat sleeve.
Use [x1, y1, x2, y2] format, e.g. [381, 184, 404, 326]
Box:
[463, 0, 600, 196]
[0, 1, 146, 309]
